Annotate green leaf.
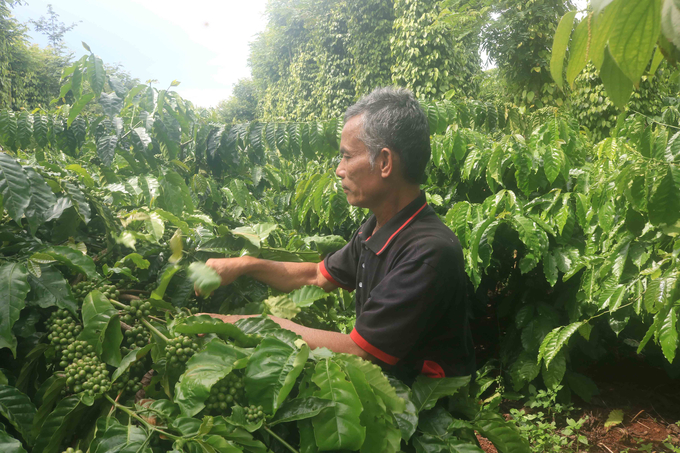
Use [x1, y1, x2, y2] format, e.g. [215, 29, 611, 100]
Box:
[341, 356, 394, 453]
[0, 385, 36, 445]
[0, 152, 30, 222]
[566, 16, 589, 87]
[111, 344, 152, 382]
[24, 167, 57, 235]
[608, 0, 662, 83]
[0, 423, 26, 453]
[264, 294, 300, 319]
[387, 376, 418, 441]
[175, 339, 248, 417]
[600, 46, 634, 109]
[150, 264, 180, 300]
[269, 397, 335, 426]
[509, 351, 541, 391]
[245, 336, 309, 415]
[659, 307, 678, 363]
[67, 94, 94, 127]
[311, 359, 365, 451]
[32, 396, 87, 453]
[541, 351, 566, 389]
[90, 419, 151, 453]
[338, 355, 404, 414]
[543, 146, 563, 184]
[41, 245, 101, 280]
[413, 433, 484, 453]
[99, 92, 123, 117]
[188, 262, 222, 297]
[63, 181, 91, 224]
[644, 278, 677, 314]
[472, 410, 530, 453]
[0, 263, 30, 356]
[538, 322, 583, 368]
[32, 377, 66, 436]
[97, 135, 117, 167]
[411, 375, 470, 413]
[565, 371, 599, 403]
[174, 315, 260, 347]
[27, 265, 77, 314]
[88, 54, 106, 97]
[289, 285, 328, 308]
[550, 10, 577, 89]
[648, 166, 680, 226]
[78, 290, 122, 366]
[605, 409, 624, 428]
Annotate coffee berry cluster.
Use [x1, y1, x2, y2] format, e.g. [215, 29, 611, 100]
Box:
[205, 373, 245, 413]
[121, 299, 152, 324]
[46, 310, 83, 368]
[244, 404, 265, 423]
[164, 335, 199, 365]
[122, 324, 149, 354]
[64, 354, 110, 397]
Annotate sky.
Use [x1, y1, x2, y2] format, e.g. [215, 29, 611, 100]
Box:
[11, 0, 269, 108]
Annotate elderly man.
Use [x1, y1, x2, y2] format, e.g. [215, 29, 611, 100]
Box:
[203, 87, 475, 380]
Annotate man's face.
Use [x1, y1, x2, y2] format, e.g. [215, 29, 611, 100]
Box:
[336, 115, 384, 208]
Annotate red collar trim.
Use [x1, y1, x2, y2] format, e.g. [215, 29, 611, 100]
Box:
[375, 202, 427, 255]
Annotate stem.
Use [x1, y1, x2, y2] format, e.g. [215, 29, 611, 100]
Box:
[109, 299, 128, 310]
[263, 426, 299, 453]
[105, 395, 179, 440]
[141, 318, 170, 343]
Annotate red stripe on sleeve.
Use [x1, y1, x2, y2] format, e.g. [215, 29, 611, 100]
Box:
[318, 261, 354, 292]
[421, 360, 446, 378]
[350, 328, 399, 365]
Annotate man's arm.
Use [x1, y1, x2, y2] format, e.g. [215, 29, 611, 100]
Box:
[204, 256, 337, 293]
[205, 314, 373, 361]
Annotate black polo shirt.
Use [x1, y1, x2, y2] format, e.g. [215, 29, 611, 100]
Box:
[319, 192, 475, 379]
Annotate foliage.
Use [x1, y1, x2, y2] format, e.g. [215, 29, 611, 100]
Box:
[28, 4, 80, 54]
[214, 78, 259, 124]
[483, 0, 574, 109]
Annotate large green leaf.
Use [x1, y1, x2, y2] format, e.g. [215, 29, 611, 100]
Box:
[659, 307, 678, 363]
[339, 355, 404, 413]
[541, 351, 567, 389]
[188, 262, 222, 297]
[111, 344, 152, 383]
[472, 410, 530, 453]
[289, 285, 328, 308]
[43, 246, 98, 280]
[97, 135, 117, 167]
[550, 10, 577, 89]
[78, 290, 122, 366]
[67, 94, 94, 127]
[538, 321, 584, 368]
[32, 377, 66, 437]
[648, 166, 680, 226]
[0, 152, 30, 222]
[411, 375, 470, 413]
[175, 339, 247, 417]
[90, 418, 151, 453]
[600, 47, 634, 109]
[311, 359, 365, 451]
[269, 397, 335, 426]
[174, 315, 260, 347]
[24, 167, 57, 235]
[245, 336, 309, 415]
[32, 396, 87, 453]
[608, 0, 662, 83]
[64, 181, 91, 224]
[0, 423, 26, 453]
[27, 265, 77, 315]
[412, 433, 484, 453]
[341, 356, 400, 453]
[565, 15, 589, 87]
[0, 263, 30, 356]
[88, 54, 106, 97]
[387, 376, 418, 441]
[0, 385, 36, 445]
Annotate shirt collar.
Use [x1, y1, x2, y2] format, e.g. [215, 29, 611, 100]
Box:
[360, 191, 429, 255]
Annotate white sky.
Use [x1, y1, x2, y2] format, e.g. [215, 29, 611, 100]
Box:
[12, 0, 269, 108]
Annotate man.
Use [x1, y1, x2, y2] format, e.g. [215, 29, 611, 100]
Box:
[202, 87, 475, 380]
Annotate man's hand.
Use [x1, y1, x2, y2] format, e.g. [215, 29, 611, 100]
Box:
[205, 257, 251, 286]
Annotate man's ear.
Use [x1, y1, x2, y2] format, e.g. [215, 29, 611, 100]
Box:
[378, 147, 395, 178]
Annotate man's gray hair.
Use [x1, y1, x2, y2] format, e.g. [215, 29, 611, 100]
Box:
[344, 87, 431, 184]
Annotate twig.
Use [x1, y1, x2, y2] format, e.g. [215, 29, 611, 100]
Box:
[141, 318, 170, 343]
[105, 394, 179, 440]
[120, 294, 141, 301]
[598, 442, 615, 453]
[120, 289, 150, 295]
[109, 299, 128, 310]
[263, 426, 299, 453]
[631, 409, 645, 422]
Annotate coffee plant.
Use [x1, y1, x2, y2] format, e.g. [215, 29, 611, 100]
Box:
[0, 2, 679, 447]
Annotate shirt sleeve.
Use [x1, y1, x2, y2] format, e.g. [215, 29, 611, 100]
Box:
[350, 259, 450, 365]
[318, 230, 361, 292]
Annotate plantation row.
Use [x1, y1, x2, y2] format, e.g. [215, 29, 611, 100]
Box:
[0, 43, 678, 452]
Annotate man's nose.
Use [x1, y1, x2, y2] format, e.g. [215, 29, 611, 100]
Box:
[335, 161, 345, 178]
